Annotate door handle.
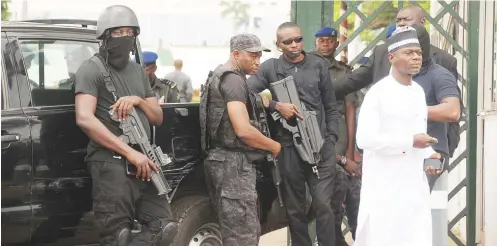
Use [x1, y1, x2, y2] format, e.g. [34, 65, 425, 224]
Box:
[2, 134, 20, 143]
[1, 134, 20, 149]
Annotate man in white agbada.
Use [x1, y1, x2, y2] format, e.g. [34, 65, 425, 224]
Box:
[354, 27, 442, 246]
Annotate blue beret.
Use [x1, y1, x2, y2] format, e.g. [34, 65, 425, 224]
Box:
[386, 25, 397, 39]
[314, 27, 338, 37]
[358, 57, 369, 65]
[142, 51, 158, 66]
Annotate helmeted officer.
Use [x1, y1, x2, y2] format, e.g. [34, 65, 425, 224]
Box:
[313, 26, 362, 245]
[74, 5, 177, 246]
[142, 51, 179, 103]
[200, 34, 281, 245]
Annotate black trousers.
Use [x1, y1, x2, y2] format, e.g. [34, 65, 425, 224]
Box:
[279, 144, 336, 246]
[88, 156, 175, 246]
[333, 166, 361, 246]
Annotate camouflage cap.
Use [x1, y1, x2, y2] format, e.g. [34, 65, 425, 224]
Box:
[230, 34, 271, 53]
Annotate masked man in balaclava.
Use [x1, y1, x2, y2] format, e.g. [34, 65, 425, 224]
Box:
[74, 5, 178, 246]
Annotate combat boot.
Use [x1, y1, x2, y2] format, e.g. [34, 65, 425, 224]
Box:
[130, 220, 178, 246]
[100, 227, 131, 246]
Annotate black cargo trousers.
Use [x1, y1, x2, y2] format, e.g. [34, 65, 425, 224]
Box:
[203, 148, 261, 246]
[280, 141, 337, 246]
[331, 165, 361, 246]
[88, 154, 177, 246]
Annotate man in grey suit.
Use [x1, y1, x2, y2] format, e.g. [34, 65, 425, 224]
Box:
[335, 5, 462, 158]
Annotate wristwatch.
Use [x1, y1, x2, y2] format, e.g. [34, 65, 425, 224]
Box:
[339, 155, 347, 167]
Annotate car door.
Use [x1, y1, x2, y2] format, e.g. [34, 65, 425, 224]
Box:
[13, 33, 100, 245]
[1, 32, 33, 245]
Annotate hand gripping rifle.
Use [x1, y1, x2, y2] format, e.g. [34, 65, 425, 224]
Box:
[110, 109, 173, 197]
[269, 76, 324, 179]
[254, 94, 284, 207]
[91, 55, 173, 198]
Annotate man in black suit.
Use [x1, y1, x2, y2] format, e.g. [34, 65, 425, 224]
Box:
[335, 5, 462, 158]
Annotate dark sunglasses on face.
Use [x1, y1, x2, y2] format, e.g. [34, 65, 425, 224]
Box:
[280, 36, 303, 45]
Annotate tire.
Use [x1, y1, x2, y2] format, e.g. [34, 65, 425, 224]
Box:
[171, 195, 222, 246]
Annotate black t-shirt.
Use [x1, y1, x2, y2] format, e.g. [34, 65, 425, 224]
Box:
[219, 73, 248, 104]
[414, 62, 459, 155]
[75, 59, 155, 161]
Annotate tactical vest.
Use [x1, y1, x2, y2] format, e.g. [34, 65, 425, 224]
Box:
[199, 65, 265, 161]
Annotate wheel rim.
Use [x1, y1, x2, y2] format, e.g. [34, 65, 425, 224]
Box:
[188, 223, 222, 246]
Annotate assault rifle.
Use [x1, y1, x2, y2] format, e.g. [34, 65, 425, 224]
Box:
[254, 94, 284, 207]
[269, 76, 324, 178]
[90, 55, 173, 198]
[110, 109, 173, 197]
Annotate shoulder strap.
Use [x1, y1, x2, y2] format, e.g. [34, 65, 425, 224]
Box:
[90, 55, 120, 101]
[90, 55, 136, 100]
[272, 58, 283, 81]
[200, 70, 215, 152]
[201, 70, 214, 93]
[161, 78, 177, 88]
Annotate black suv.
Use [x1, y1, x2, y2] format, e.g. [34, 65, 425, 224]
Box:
[1, 20, 295, 245]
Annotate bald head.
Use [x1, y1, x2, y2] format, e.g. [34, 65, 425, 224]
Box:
[173, 59, 183, 70]
[275, 22, 304, 60]
[276, 22, 301, 41]
[396, 6, 426, 28]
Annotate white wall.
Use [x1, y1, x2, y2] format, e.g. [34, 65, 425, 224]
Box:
[479, 1, 497, 245]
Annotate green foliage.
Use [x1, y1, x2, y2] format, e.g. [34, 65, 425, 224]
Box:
[331, 1, 431, 44]
[220, 0, 251, 31]
[2, 0, 11, 21]
[332, 1, 357, 28]
[358, 1, 398, 44]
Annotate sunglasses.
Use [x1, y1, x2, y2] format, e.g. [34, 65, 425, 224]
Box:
[280, 36, 303, 45]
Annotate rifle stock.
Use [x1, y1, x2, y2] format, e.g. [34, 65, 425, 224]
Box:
[267, 154, 284, 207]
[269, 76, 324, 166]
[111, 108, 173, 197]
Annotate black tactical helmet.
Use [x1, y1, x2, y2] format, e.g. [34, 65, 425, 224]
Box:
[96, 5, 140, 40]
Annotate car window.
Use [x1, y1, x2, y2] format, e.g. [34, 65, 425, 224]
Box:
[18, 39, 98, 106]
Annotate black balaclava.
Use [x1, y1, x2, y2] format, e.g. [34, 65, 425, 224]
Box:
[100, 36, 135, 70]
[410, 24, 431, 67]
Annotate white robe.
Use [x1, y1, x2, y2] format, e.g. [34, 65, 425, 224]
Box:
[354, 75, 434, 246]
